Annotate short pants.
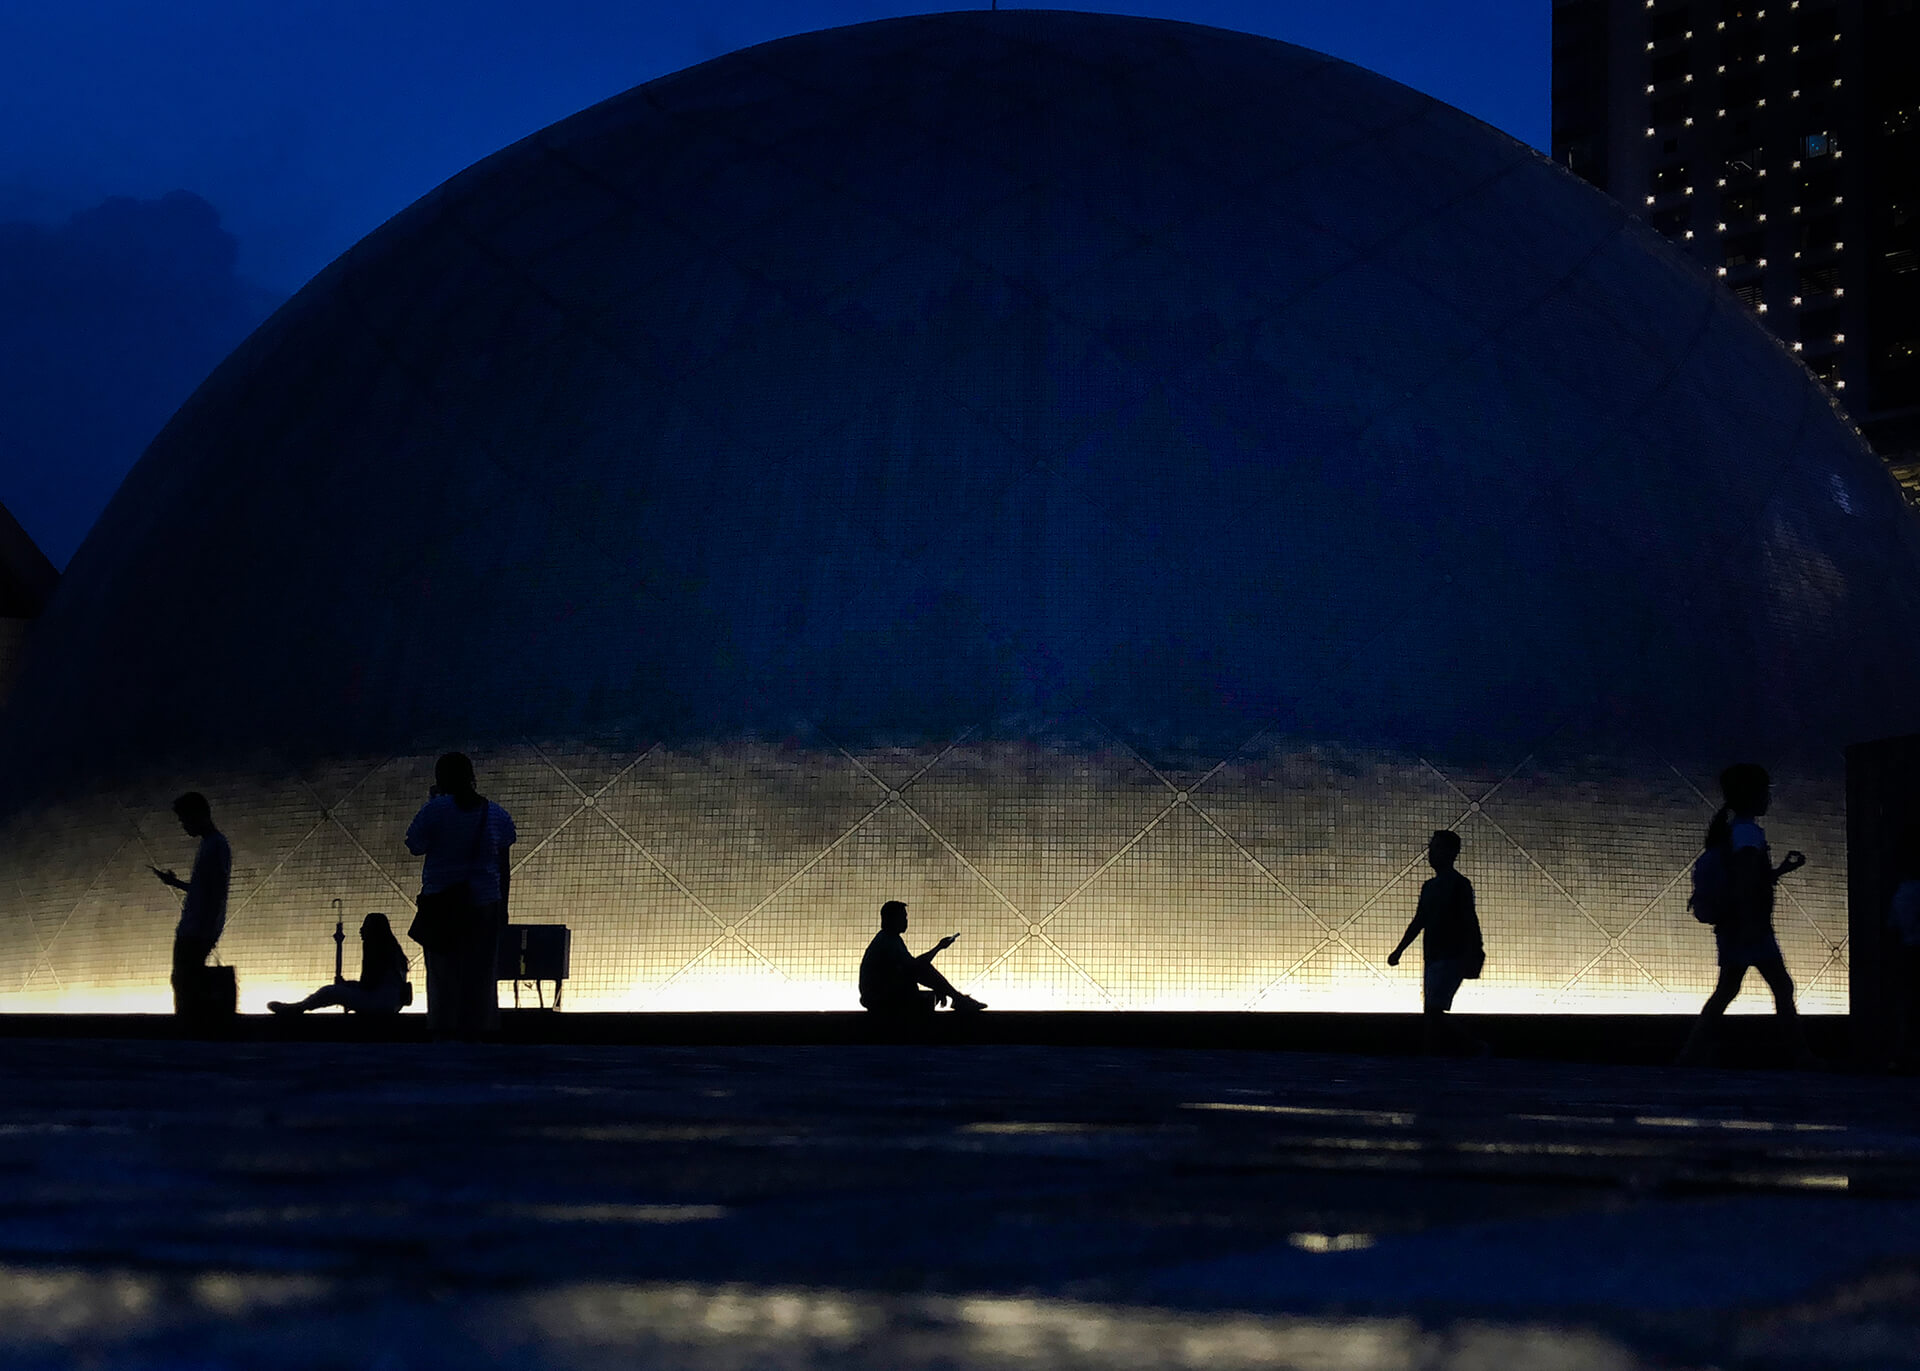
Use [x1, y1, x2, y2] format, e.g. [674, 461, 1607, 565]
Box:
[1714, 922, 1783, 971]
[1424, 956, 1472, 1013]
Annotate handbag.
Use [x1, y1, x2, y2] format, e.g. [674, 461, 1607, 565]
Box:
[408, 803, 490, 952]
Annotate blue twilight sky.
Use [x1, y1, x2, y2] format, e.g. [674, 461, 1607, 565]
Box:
[0, 1, 1546, 566]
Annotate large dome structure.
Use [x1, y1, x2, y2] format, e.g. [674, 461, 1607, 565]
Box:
[3, 11, 1917, 1013]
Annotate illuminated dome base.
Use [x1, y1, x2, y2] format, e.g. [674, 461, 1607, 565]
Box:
[0, 12, 1908, 1013]
[1, 737, 1848, 1014]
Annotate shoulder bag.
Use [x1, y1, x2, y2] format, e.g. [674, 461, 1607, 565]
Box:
[408, 803, 490, 952]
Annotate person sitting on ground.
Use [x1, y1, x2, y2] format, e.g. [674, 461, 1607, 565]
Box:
[858, 899, 986, 1013]
[269, 913, 413, 1015]
[1387, 828, 1486, 1055]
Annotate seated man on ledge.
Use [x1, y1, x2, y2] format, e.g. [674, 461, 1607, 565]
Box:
[859, 900, 987, 1014]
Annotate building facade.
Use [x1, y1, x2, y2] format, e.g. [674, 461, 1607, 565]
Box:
[2, 13, 1917, 1015]
[1553, 0, 1920, 485]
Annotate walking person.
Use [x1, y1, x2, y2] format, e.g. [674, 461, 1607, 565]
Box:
[149, 792, 232, 1017]
[405, 753, 515, 1040]
[1387, 829, 1486, 1055]
[1676, 762, 1816, 1067]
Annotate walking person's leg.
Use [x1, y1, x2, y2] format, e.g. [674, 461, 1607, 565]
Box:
[1421, 958, 1470, 1054]
[1677, 964, 1746, 1065]
[1754, 952, 1820, 1067]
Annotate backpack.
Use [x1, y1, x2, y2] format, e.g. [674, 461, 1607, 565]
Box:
[1688, 843, 1731, 925]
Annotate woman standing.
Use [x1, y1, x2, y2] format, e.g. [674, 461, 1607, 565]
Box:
[406, 752, 516, 1040]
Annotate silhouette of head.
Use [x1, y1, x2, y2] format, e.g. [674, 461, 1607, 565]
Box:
[172, 791, 213, 837]
[1427, 828, 1461, 872]
[1720, 762, 1771, 817]
[435, 752, 478, 799]
[880, 899, 909, 932]
[360, 911, 404, 963]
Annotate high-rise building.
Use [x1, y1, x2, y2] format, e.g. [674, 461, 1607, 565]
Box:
[1553, 0, 1919, 488]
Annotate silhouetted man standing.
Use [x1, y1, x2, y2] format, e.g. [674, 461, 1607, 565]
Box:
[858, 900, 986, 1014]
[150, 792, 231, 1014]
[1387, 829, 1485, 1054]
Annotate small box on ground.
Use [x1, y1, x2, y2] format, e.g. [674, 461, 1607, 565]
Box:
[497, 925, 570, 1009]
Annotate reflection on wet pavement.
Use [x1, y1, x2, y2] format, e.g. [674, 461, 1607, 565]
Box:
[0, 1041, 1917, 1367]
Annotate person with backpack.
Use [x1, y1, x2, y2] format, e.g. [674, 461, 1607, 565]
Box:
[1387, 829, 1486, 1055]
[1676, 762, 1814, 1067]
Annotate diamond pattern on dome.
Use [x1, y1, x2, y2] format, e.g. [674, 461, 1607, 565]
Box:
[596, 741, 886, 923]
[906, 727, 1178, 921]
[0, 740, 1864, 1014]
[1, 11, 1908, 1014]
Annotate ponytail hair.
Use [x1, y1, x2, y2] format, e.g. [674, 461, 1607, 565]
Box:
[1703, 803, 1733, 851]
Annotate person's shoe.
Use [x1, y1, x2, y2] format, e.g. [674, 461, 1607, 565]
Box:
[1675, 1018, 1717, 1067]
[267, 1000, 300, 1015]
[949, 993, 988, 1012]
[1785, 1026, 1825, 1071]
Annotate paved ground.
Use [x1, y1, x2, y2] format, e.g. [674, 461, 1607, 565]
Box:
[1, 1040, 1917, 1369]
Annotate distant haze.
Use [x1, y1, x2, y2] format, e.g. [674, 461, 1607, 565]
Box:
[0, 194, 282, 568]
[0, 0, 1545, 566]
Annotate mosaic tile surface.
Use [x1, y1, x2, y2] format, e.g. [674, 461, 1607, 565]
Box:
[2, 13, 1917, 1011]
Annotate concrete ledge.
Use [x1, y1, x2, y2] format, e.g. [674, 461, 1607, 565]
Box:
[0, 1010, 1852, 1065]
